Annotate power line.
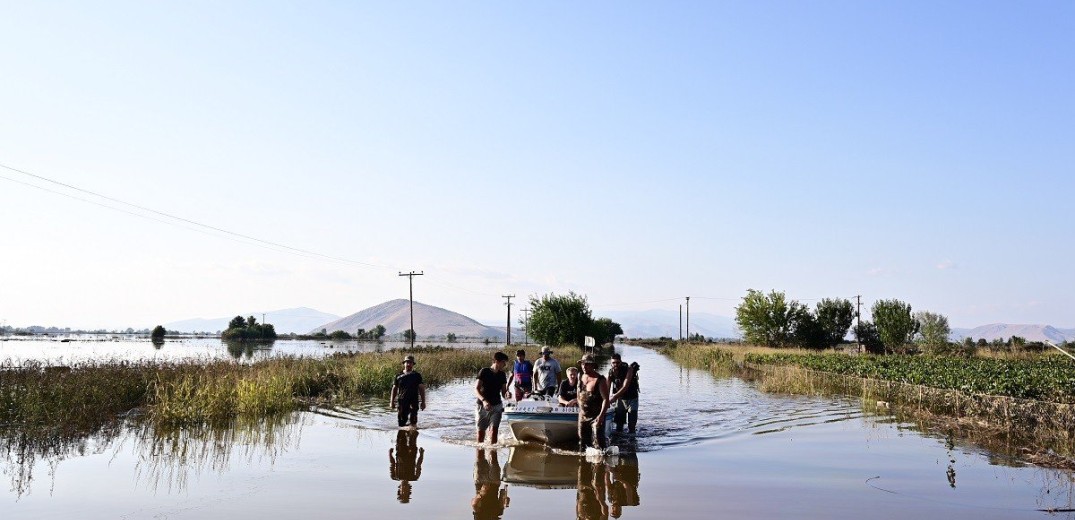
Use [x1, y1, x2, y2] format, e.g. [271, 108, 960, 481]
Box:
[0, 163, 393, 270]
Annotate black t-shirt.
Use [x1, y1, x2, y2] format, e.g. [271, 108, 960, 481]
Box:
[476, 367, 507, 405]
[557, 379, 577, 402]
[395, 371, 424, 402]
[608, 365, 639, 400]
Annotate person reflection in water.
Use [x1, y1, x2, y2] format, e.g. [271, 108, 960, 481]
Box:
[608, 453, 641, 518]
[471, 449, 509, 520]
[388, 429, 424, 503]
[576, 460, 610, 520]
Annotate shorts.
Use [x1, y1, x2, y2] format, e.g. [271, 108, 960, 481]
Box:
[475, 402, 505, 432]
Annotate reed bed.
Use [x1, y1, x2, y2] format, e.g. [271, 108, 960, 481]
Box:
[1, 346, 519, 431]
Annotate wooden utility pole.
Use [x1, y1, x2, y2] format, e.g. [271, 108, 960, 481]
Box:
[686, 296, 690, 342]
[679, 304, 683, 341]
[503, 295, 515, 346]
[399, 271, 424, 348]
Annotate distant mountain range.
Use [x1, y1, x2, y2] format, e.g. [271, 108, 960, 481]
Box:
[313, 299, 521, 340]
[162, 302, 1072, 344]
[164, 307, 341, 334]
[950, 324, 1074, 343]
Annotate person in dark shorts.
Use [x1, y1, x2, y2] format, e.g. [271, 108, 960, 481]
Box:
[391, 355, 426, 427]
[471, 448, 509, 518]
[474, 351, 510, 444]
[557, 366, 580, 407]
[608, 353, 639, 433]
[509, 349, 533, 401]
[577, 354, 610, 451]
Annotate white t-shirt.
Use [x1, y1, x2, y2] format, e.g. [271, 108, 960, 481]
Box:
[533, 357, 561, 390]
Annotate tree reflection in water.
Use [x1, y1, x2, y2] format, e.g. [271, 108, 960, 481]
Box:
[224, 340, 275, 360]
[472, 449, 509, 519]
[388, 429, 424, 503]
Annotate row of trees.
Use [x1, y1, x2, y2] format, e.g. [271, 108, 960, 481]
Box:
[734, 290, 954, 354]
[525, 292, 624, 348]
[222, 315, 278, 341]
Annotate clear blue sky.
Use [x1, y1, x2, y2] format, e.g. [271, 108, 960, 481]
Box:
[1, 2, 1072, 330]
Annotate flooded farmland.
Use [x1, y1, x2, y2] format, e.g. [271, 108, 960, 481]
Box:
[2, 341, 1073, 519]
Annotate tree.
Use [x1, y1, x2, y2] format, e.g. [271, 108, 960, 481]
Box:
[329, 330, 352, 340]
[446, 332, 457, 343]
[790, 309, 827, 349]
[229, 316, 246, 330]
[591, 318, 624, 346]
[527, 292, 594, 347]
[734, 289, 803, 347]
[373, 324, 386, 339]
[854, 321, 883, 353]
[914, 311, 951, 354]
[872, 299, 917, 354]
[403, 329, 416, 341]
[151, 325, 166, 341]
[815, 298, 855, 348]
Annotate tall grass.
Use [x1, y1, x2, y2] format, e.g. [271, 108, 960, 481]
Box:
[1, 346, 516, 431]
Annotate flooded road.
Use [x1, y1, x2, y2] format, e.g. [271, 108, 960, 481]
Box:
[2, 344, 1074, 519]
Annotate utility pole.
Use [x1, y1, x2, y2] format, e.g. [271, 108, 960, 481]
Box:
[520, 307, 529, 345]
[679, 304, 683, 341]
[855, 294, 862, 352]
[262, 313, 266, 326]
[686, 296, 690, 342]
[399, 271, 424, 348]
[503, 295, 515, 346]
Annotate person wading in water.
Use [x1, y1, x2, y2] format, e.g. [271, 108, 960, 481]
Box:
[390, 355, 426, 428]
[607, 353, 639, 434]
[577, 354, 610, 452]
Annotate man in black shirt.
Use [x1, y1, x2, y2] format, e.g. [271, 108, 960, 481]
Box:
[608, 353, 639, 433]
[474, 351, 510, 444]
[391, 355, 426, 427]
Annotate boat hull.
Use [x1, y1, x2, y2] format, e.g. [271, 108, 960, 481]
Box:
[504, 400, 614, 446]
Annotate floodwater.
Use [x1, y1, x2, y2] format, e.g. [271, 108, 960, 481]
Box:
[2, 343, 1074, 519]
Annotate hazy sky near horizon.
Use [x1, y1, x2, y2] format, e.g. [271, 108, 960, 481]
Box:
[2, 2, 1072, 330]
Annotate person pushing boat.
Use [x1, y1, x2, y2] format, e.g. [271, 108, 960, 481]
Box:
[577, 354, 610, 452]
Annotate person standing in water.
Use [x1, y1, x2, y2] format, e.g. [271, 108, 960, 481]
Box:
[577, 354, 610, 451]
[474, 351, 510, 444]
[607, 353, 639, 433]
[391, 355, 426, 428]
[509, 349, 533, 401]
[533, 346, 562, 397]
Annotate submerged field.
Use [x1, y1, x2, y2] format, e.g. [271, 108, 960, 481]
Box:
[662, 342, 1075, 463]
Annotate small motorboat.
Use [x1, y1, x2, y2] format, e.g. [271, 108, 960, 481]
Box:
[503, 395, 614, 446]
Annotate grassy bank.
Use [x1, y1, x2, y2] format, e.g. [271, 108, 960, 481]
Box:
[663, 343, 1075, 460]
[1, 345, 560, 431]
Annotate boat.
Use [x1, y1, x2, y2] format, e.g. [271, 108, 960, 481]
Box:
[503, 395, 614, 446]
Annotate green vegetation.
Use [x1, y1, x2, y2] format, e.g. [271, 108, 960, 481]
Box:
[221, 316, 277, 341]
[735, 290, 854, 349]
[0, 347, 505, 432]
[525, 292, 622, 347]
[871, 299, 917, 353]
[744, 351, 1075, 403]
[354, 325, 387, 340]
[151, 325, 166, 341]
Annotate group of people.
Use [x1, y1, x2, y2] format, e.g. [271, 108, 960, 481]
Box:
[389, 347, 639, 451]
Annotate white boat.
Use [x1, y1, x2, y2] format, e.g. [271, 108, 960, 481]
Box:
[503, 395, 614, 446]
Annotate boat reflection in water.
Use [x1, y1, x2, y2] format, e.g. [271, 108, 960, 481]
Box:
[388, 429, 424, 503]
[471, 449, 510, 520]
[502, 446, 641, 519]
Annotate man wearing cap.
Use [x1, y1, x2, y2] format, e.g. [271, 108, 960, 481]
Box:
[474, 351, 511, 444]
[577, 353, 610, 451]
[391, 355, 426, 428]
[533, 346, 562, 397]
